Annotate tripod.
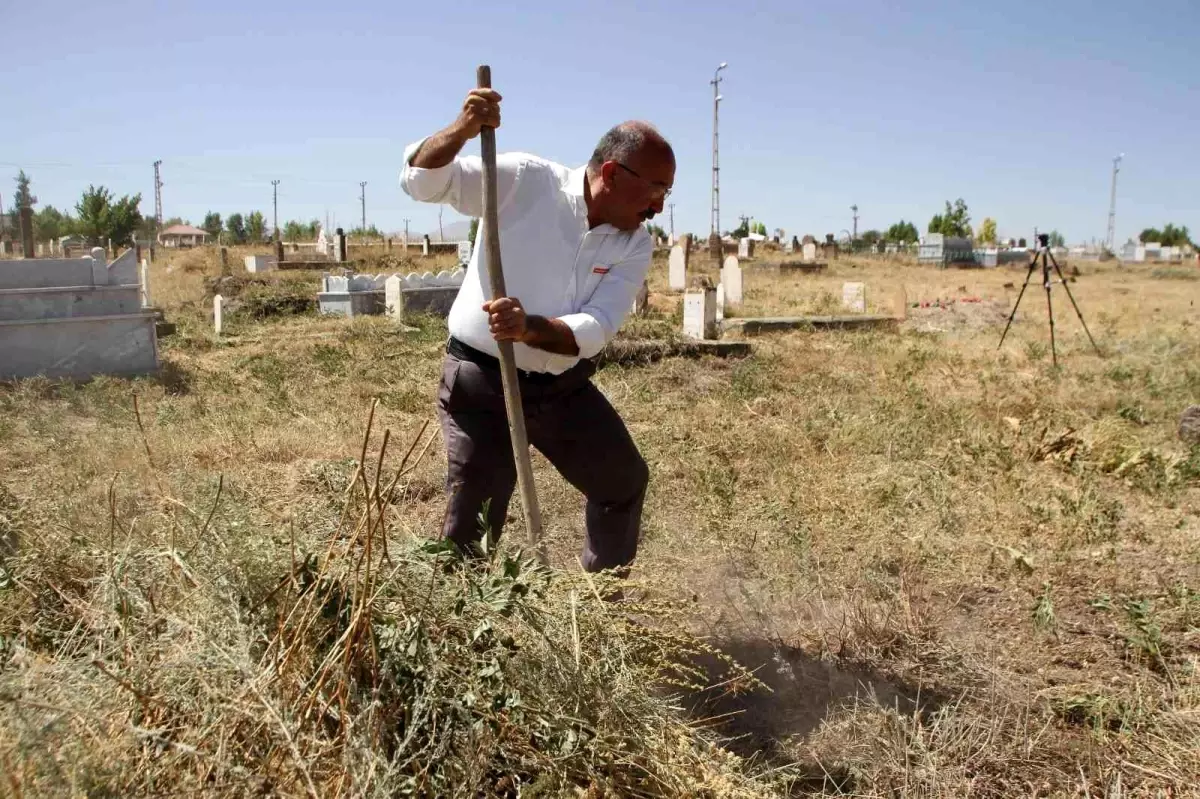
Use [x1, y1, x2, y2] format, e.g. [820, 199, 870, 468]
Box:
[997, 234, 1101, 366]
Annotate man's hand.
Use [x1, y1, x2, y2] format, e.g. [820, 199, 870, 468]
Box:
[482, 297, 527, 342]
[409, 89, 501, 169]
[482, 298, 581, 356]
[452, 89, 502, 140]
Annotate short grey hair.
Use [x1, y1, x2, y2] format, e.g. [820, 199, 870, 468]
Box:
[588, 122, 671, 171]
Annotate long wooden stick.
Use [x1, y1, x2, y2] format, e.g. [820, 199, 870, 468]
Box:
[476, 64, 546, 565]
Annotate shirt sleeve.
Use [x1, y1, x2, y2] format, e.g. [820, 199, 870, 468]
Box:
[558, 232, 654, 359]
[399, 138, 524, 218]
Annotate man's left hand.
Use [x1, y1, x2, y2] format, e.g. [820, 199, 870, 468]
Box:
[482, 297, 529, 342]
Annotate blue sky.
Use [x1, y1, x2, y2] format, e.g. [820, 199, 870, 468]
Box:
[2, 0, 1196, 245]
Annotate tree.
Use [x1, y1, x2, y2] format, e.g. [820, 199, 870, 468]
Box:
[8, 170, 37, 230]
[34, 205, 73, 242]
[1047, 230, 1065, 248]
[885, 220, 919, 243]
[927, 198, 972, 238]
[106, 193, 144, 253]
[468, 218, 479, 247]
[977, 217, 998, 245]
[246, 211, 266, 243]
[202, 212, 223, 240]
[162, 216, 184, 229]
[752, 221, 767, 236]
[1018, 238, 1027, 248]
[731, 219, 750, 238]
[1140, 224, 1192, 247]
[859, 230, 883, 249]
[225, 213, 246, 244]
[75, 185, 112, 246]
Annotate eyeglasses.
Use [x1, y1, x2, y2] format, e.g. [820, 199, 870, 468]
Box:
[615, 163, 672, 199]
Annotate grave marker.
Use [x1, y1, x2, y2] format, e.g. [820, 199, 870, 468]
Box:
[683, 286, 718, 340]
[213, 294, 224, 336]
[721, 255, 742, 305]
[738, 237, 754, 258]
[422, 235, 431, 256]
[457, 240, 472, 266]
[668, 245, 687, 291]
[140, 259, 150, 307]
[715, 283, 725, 322]
[802, 241, 817, 263]
[842, 282, 866, 313]
[631, 279, 649, 316]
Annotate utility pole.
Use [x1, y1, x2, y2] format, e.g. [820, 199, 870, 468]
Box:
[271, 180, 280, 238]
[359, 181, 367, 233]
[1106, 153, 1123, 253]
[153, 160, 163, 233]
[403, 217, 410, 251]
[668, 202, 675, 241]
[710, 62, 727, 248]
[851, 204, 859, 242]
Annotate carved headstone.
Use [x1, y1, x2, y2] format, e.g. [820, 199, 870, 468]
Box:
[721, 255, 742, 305]
[683, 286, 718, 340]
[842, 282, 866, 313]
[668, 245, 687, 291]
[802, 242, 817, 263]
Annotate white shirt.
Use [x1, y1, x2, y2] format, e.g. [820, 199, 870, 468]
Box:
[400, 139, 652, 374]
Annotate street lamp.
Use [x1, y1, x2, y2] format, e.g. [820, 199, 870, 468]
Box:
[710, 62, 727, 249]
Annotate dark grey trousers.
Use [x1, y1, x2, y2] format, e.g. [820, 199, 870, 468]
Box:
[436, 351, 648, 573]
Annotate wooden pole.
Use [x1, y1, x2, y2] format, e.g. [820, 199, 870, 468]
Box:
[476, 65, 546, 565]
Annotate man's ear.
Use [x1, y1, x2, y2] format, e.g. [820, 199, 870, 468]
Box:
[598, 161, 617, 186]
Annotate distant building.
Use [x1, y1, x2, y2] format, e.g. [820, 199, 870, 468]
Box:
[158, 224, 209, 248]
[918, 232, 975, 267]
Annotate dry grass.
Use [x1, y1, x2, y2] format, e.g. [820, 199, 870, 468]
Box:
[1, 244, 1198, 796]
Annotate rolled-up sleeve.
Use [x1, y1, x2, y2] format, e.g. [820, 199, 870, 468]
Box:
[399, 138, 524, 219]
[558, 233, 654, 359]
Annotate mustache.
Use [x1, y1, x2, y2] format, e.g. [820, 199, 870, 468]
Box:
[639, 209, 656, 220]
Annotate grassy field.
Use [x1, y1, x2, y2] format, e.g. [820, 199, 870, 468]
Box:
[2, 243, 1198, 796]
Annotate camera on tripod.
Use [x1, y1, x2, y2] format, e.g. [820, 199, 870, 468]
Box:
[1037, 233, 1050, 248]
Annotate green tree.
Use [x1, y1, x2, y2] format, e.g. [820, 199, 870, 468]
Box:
[75, 185, 112, 246]
[1141, 224, 1192, 247]
[246, 211, 266, 243]
[34, 205, 73, 242]
[1047, 230, 1065, 248]
[752, 221, 767, 236]
[885, 220, 919, 243]
[106, 194, 144, 253]
[731, 219, 750, 238]
[162, 216, 184, 229]
[8, 170, 37, 230]
[283, 220, 306, 241]
[468, 218, 479, 247]
[859, 230, 883, 249]
[225, 213, 246, 244]
[977, 217, 998, 245]
[927, 198, 972, 238]
[202, 212, 223, 240]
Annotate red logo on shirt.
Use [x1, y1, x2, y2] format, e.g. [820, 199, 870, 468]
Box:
[592, 265, 610, 275]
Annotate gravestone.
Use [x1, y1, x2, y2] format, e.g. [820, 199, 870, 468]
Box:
[721, 255, 742, 306]
[275, 237, 285, 263]
[668, 245, 687, 291]
[738, 237, 754, 258]
[140, 259, 150, 307]
[245, 255, 278, 273]
[842, 282, 866, 313]
[631, 279, 649, 316]
[0, 240, 11, 255]
[336, 228, 347, 263]
[422, 235, 431, 256]
[213, 295, 224, 336]
[784, 237, 795, 254]
[316, 227, 329, 256]
[457, 240, 472, 266]
[802, 241, 817, 263]
[715, 283, 725, 322]
[220, 247, 230, 275]
[679, 233, 691, 256]
[683, 286, 718, 340]
[1180, 405, 1200, 445]
[386, 238, 392, 252]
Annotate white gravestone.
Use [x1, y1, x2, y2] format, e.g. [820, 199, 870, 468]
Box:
[802, 241, 818, 263]
[213, 295, 224, 336]
[842, 282, 866, 313]
[140, 258, 150, 307]
[385, 275, 403, 317]
[668, 245, 687, 291]
[738, 237, 753, 258]
[244, 255, 278, 273]
[721, 255, 742, 306]
[457, 241, 472, 266]
[422, 238, 430, 256]
[683, 287, 718, 340]
[715, 283, 725, 322]
[316, 228, 329, 256]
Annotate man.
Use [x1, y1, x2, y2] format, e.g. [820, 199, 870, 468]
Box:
[400, 86, 674, 573]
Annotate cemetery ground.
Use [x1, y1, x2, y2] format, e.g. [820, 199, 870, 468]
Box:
[1, 243, 1198, 797]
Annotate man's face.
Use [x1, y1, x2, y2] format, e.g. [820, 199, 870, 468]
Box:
[603, 150, 675, 231]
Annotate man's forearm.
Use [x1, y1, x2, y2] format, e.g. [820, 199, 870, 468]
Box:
[521, 315, 580, 356]
[409, 123, 470, 169]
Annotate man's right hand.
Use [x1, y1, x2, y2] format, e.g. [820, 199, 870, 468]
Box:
[452, 89, 502, 141]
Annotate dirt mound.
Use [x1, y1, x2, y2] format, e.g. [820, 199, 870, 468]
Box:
[901, 297, 1010, 334]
